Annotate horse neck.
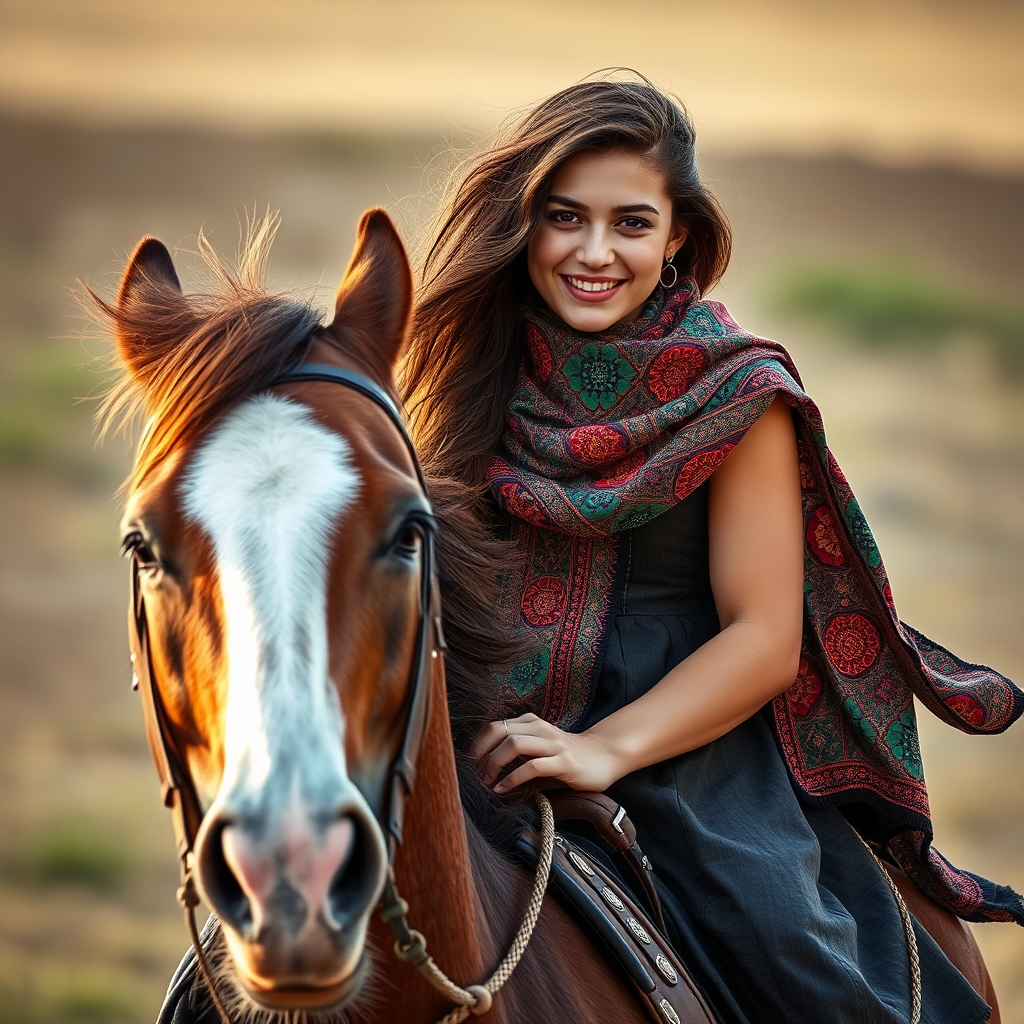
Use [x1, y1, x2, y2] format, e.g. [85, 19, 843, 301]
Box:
[369, 659, 506, 1023]
[365, 667, 647, 1024]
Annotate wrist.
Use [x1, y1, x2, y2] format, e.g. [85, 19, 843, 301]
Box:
[583, 718, 642, 782]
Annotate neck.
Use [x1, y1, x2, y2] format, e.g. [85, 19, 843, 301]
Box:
[367, 660, 504, 1023]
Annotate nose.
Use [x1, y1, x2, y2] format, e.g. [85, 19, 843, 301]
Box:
[196, 800, 386, 942]
[222, 816, 353, 936]
[577, 226, 615, 269]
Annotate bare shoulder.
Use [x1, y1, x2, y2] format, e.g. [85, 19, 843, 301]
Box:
[706, 395, 803, 628]
[712, 396, 798, 491]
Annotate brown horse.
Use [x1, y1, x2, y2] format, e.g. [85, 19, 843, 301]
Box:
[94, 209, 662, 1023]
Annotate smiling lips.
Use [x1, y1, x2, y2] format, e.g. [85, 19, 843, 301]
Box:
[562, 275, 625, 302]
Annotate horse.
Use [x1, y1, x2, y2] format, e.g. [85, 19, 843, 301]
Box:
[93, 209, 675, 1024]
[93, 209, 1000, 1024]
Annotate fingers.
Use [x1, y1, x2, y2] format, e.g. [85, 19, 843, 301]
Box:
[494, 756, 562, 793]
[468, 714, 540, 762]
[468, 719, 507, 762]
[472, 722, 618, 795]
[478, 730, 560, 786]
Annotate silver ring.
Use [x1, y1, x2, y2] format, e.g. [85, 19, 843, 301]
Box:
[502, 719, 510, 739]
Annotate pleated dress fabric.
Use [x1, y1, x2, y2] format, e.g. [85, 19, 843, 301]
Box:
[574, 484, 991, 1024]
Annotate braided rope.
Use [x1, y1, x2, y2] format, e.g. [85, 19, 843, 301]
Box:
[856, 835, 922, 1024]
[395, 792, 555, 1023]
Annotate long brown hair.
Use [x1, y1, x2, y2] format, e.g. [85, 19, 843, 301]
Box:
[400, 75, 732, 488]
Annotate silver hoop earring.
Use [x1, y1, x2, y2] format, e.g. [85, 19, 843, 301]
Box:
[660, 256, 678, 289]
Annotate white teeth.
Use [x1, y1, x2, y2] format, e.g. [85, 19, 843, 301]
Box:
[567, 277, 620, 293]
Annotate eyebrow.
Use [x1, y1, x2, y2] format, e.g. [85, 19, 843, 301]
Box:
[547, 194, 661, 216]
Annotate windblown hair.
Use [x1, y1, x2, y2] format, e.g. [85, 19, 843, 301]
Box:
[400, 74, 732, 488]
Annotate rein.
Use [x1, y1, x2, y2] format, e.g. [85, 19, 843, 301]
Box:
[127, 361, 553, 1023]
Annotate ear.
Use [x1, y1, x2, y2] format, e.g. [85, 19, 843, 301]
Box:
[113, 237, 184, 378]
[118, 237, 182, 308]
[667, 222, 688, 261]
[327, 208, 412, 384]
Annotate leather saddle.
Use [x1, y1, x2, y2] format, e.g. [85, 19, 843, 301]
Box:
[520, 790, 1001, 1024]
[517, 790, 718, 1024]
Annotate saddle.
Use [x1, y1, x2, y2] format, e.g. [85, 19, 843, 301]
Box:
[522, 791, 1001, 1024]
[517, 791, 718, 1024]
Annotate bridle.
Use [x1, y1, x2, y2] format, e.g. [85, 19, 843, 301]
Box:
[126, 361, 553, 1023]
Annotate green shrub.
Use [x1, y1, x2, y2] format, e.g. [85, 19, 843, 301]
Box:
[9, 820, 133, 890]
[771, 259, 1024, 370]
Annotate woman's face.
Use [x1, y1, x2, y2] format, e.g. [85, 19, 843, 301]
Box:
[527, 149, 688, 333]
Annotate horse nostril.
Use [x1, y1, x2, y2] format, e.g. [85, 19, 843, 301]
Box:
[326, 809, 386, 932]
[196, 817, 254, 935]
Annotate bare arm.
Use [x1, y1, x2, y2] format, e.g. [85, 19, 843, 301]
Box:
[584, 395, 804, 774]
[472, 397, 805, 791]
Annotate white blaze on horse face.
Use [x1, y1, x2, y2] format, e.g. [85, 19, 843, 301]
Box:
[182, 393, 360, 820]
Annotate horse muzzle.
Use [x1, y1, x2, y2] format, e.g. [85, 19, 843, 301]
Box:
[193, 792, 387, 1008]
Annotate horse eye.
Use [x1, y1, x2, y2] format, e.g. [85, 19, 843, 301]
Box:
[122, 531, 160, 568]
[391, 525, 422, 560]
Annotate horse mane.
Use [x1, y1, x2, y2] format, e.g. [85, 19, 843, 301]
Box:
[424, 475, 531, 850]
[89, 218, 527, 849]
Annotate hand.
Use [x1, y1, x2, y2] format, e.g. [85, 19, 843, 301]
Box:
[469, 713, 625, 794]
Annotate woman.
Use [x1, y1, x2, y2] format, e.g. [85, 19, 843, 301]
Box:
[401, 77, 1023, 1022]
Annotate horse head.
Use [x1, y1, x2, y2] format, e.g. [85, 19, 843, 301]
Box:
[105, 210, 427, 1014]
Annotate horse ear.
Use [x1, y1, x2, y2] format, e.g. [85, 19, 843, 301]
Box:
[328, 208, 412, 383]
[113, 238, 184, 377]
[118, 237, 182, 307]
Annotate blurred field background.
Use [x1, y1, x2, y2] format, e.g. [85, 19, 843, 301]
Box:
[0, 1, 1022, 1021]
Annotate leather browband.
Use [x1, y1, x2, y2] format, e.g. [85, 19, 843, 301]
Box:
[274, 363, 429, 495]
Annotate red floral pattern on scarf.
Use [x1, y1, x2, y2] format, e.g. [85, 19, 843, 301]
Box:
[807, 506, 845, 566]
[526, 323, 553, 383]
[824, 612, 882, 676]
[567, 424, 627, 465]
[521, 576, 567, 626]
[646, 343, 707, 401]
[945, 693, 986, 728]
[788, 657, 824, 716]
[673, 446, 734, 500]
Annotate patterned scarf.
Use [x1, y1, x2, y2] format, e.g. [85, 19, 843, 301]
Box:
[486, 281, 1024, 924]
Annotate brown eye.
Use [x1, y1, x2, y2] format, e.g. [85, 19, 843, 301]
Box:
[390, 525, 422, 562]
[122, 531, 162, 573]
[618, 216, 653, 230]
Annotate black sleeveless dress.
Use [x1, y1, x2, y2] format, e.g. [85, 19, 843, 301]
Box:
[573, 485, 991, 1024]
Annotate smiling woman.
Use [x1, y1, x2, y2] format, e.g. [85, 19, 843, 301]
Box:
[399, 75, 1023, 1024]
